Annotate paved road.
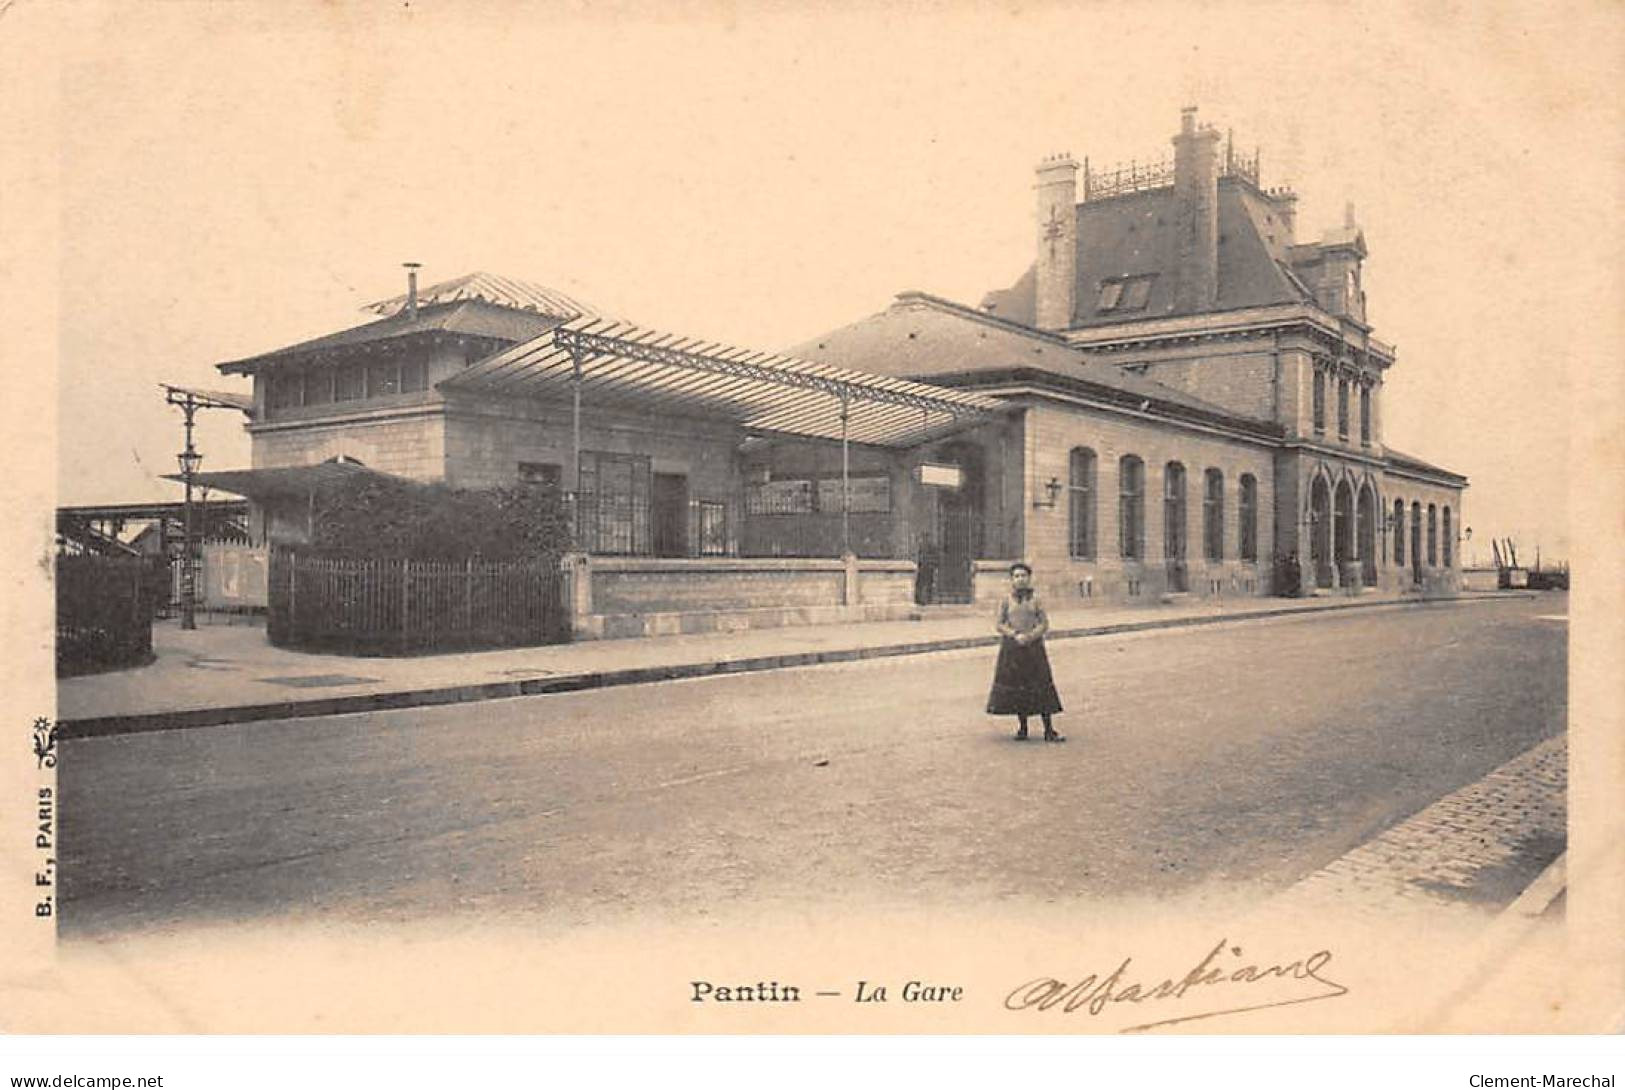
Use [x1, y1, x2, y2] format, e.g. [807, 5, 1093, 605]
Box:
[60, 597, 1566, 937]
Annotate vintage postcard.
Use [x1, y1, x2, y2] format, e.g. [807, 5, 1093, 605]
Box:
[2, 0, 1620, 1058]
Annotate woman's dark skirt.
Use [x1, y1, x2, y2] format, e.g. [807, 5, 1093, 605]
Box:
[986, 636, 1063, 715]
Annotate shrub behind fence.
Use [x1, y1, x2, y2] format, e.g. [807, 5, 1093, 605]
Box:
[56, 555, 164, 676]
[268, 550, 568, 655]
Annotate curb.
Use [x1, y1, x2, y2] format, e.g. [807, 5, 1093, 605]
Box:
[1501, 851, 1566, 921]
[59, 592, 1532, 740]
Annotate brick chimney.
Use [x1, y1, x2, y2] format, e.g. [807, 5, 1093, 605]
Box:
[1171, 107, 1220, 313]
[403, 261, 422, 319]
[1034, 154, 1078, 331]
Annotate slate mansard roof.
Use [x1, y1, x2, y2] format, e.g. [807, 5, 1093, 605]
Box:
[981, 177, 1313, 328]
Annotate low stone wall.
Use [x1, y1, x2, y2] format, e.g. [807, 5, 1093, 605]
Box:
[976, 557, 1273, 606]
[564, 555, 919, 640]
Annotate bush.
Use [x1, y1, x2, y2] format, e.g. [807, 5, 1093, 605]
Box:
[310, 478, 571, 562]
[56, 555, 164, 676]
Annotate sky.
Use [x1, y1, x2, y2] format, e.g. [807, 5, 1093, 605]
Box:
[33, 0, 1623, 565]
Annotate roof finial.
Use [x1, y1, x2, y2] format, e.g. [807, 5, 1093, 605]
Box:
[1344, 201, 1356, 228]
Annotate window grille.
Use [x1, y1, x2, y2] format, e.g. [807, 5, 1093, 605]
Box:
[577, 451, 652, 555]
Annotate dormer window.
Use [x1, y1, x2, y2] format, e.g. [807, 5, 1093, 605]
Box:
[1099, 274, 1155, 313]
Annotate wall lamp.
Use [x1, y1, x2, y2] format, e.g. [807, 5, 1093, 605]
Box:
[1033, 476, 1063, 509]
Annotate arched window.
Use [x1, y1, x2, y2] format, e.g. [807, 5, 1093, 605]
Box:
[1119, 455, 1144, 560]
[1163, 462, 1187, 564]
[1337, 379, 1350, 439]
[1312, 369, 1326, 433]
[1427, 504, 1438, 567]
[1411, 502, 1422, 577]
[1443, 506, 1453, 568]
[1393, 499, 1405, 565]
[1068, 447, 1096, 560]
[1239, 474, 1258, 562]
[1203, 468, 1224, 561]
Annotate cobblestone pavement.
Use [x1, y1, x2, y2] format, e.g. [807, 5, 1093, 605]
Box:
[1271, 734, 1566, 920]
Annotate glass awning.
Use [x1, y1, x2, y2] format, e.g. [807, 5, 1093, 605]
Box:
[440, 316, 1005, 448]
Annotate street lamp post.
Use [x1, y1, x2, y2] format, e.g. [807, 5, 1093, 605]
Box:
[164, 383, 253, 628]
[177, 444, 203, 630]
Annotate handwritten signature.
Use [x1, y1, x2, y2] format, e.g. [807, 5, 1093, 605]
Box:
[1005, 938, 1348, 1032]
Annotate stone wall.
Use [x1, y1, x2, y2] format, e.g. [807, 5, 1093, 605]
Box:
[441, 395, 740, 501]
[1129, 336, 1280, 423]
[569, 555, 919, 639]
[1380, 471, 1466, 595]
[1020, 399, 1277, 604]
[250, 408, 448, 480]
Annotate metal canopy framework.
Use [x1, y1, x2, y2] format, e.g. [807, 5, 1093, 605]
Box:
[441, 316, 1004, 449]
[159, 383, 254, 414]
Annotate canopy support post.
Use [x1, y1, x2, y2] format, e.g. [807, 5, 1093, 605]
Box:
[840, 391, 851, 557]
[569, 344, 584, 550]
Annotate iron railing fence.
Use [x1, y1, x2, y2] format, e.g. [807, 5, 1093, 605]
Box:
[269, 550, 568, 655]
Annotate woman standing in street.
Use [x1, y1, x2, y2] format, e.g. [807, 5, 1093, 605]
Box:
[986, 562, 1065, 742]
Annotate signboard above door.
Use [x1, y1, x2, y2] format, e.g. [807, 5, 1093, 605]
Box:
[817, 475, 890, 514]
[916, 463, 963, 489]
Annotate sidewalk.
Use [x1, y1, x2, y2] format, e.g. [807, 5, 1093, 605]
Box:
[1269, 733, 1567, 923]
[57, 590, 1523, 737]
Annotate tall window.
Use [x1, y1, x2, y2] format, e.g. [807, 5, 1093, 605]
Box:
[1337, 378, 1350, 439]
[1163, 462, 1187, 562]
[1442, 507, 1453, 567]
[1312, 369, 1326, 433]
[1203, 469, 1224, 562]
[1239, 474, 1258, 561]
[1411, 502, 1422, 574]
[1119, 455, 1144, 560]
[1427, 504, 1438, 567]
[578, 451, 652, 555]
[1068, 447, 1097, 559]
[1393, 499, 1405, 565]
[1360, 385, 1372, 445]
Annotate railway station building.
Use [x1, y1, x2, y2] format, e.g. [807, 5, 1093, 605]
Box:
[190, 109, 1465, 639]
